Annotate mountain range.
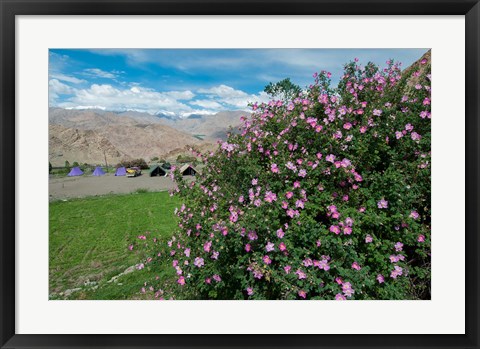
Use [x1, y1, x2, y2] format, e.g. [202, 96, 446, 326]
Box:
[48, 108, 247, 166]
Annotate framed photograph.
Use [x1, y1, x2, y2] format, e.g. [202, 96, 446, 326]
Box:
[1, 0, 479, 348]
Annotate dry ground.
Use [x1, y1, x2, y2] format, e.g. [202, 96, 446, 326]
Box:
[49, 173, 178, 200]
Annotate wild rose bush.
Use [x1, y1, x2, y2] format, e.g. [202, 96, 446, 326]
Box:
[142, 57, 431, 300]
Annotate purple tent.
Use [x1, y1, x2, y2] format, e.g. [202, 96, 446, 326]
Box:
[67, 166, 83, 177]
[115, 167, 126, 176]
[92, 166, 106, 176]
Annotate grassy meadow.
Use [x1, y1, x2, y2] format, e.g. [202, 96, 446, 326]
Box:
[49, 191, 180, 299]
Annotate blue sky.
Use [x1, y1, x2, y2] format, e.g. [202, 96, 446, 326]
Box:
[49, 48, 429, 117]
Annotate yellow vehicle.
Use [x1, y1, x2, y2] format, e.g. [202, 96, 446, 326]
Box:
[126, 167, 141, 177]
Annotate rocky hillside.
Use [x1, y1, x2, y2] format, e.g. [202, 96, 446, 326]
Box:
[49, 124, 126, 166]
[48, 108, 247, 166]
[403, 49, 431, 87]
[49, 110, 204, 166]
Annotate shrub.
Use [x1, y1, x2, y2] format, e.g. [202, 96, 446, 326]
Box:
[80, 162, 92, 172]
[176, 154, 197, 164]
[118, 158, 149, 170]
[137, 56, 431, 300]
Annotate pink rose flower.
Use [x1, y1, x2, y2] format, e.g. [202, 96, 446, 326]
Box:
[263, 255, 272, 265]
[352, 262, 362, 270]
[377, 199, 388, 209]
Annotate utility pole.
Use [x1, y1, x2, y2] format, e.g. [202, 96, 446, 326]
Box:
[104, 150, 109, 172]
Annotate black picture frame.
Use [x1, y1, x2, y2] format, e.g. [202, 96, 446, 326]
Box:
[1, 1, 479, 348]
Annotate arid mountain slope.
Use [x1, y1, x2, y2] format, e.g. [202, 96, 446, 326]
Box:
[403, 49, 431, 87]
[96, 123, 203, 161]
[49, 124, 126, 166]
[49, 108, 248, 166]
[49, 110, 205, 166]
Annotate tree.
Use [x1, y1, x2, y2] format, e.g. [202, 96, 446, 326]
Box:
[82, 163, 90, 172]
[264, 78, 302, 101]
[118, 158, 149, 169]
[49, 162, 52, 174]
[64, 161, 70, 171]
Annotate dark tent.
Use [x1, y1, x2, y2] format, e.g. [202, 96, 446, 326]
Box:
[149, 165, 167, 177]
[92, 167, 106, 176]
[115, 167, 126, 176]
[67, 166, 83, 177]
[180, 164, 197, 176]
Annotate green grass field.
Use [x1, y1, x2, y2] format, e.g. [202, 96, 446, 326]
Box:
[49, 191, 180, 300]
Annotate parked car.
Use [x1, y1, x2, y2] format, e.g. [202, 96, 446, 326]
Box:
[126, 167, 141, 177]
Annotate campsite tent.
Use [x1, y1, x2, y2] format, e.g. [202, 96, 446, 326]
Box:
[179, 164, 197, 176]
[115, 167, 126, 176]
[92, 166, 106, 176]
[149, 165, 167, 177]
[67, 166, 83, 177]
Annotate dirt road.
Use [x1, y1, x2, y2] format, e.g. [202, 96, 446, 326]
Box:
[49, 173, 177, 200]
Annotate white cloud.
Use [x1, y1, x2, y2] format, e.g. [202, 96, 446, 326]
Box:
[82, 68, 118, 79]
[89, 49, 336, 74]
[198, 84, 248, 99]
[56, 84, 195, 116]
[198, 84, 270, 109]
[66, 105, 106, 111]
[49, 51, 88, 85]
[49, 73, 86, 84]
[189, 99, 224, 109]
[181, 110, 218, 117]
[165, 90, 195, 100]
[49, 79, 74, 95]
[50, 80, 268, 117]
[49, 79, 75, 104]
[89, 49, 153, 68]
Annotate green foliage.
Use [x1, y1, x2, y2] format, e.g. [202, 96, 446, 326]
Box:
[118, 158, 149, 169]
[264, 78, 302, 102]
[176, 154, 197, 165]
[141, 57, 431, 300]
